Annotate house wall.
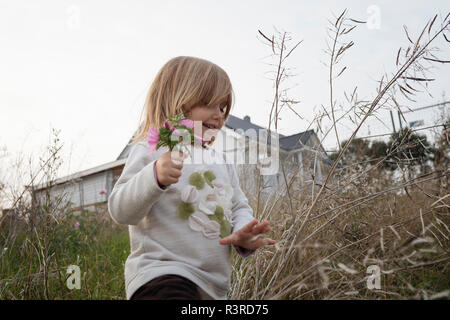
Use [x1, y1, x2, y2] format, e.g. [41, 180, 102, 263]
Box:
[34, 180, 80, 209]
[81, 172, 108, 206]
[34, 171, 110, 212]
[258, 133, 332, 195]
[218, 128, 283, 198]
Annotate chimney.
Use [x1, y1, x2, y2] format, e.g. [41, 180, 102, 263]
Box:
[244, 115, 250, 122]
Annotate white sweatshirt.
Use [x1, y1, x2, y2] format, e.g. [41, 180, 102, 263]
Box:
[107, 140, 255, 299]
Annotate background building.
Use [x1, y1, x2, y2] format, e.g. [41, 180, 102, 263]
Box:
[31, 114, 332, 213]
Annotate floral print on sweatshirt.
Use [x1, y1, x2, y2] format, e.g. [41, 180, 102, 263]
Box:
[176, 165, 234, 240]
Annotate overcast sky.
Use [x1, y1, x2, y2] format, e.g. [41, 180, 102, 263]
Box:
[0, 0, 449, 187]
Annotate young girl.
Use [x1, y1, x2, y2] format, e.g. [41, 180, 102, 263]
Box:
[108, 56, 276, 300]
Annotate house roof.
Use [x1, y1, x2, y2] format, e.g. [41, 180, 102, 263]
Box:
[224, 114, 286, 138]
[225, 114, 319, 152]
[32, 157, 127, 191]
[279, 129, 314, 151]
[117, 139, 133, 160]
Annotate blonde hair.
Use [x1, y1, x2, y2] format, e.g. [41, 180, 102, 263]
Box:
[130, 56, 234, 145]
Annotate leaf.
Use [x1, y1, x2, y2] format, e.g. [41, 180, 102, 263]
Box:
[271, 35, 275, 54]
[403, 25, 413, 44]
[396, 47, 401, 66]
[415, 21, 428, 48]
[405, 46, 411, 57]
[349, 18, 366, 24]
[424, 57, 450, 63]
[428, 14, 438, 34]
[443, 33, 450, 43]
[258, 30, 273, 44]
[378, 75, 384, 93]
[405, 82, 419, 93]
[398, 85, 417, 102]
[401, 76, 435, 82]
[335, 9, 346, 27]
[284, 39, 303, 60]
[399, 85, 413, 95]
[341, 25, 356, 35]
[336, 66, 347, 77]
[351, 86, 357, 101]
[335, 41, 354, 62]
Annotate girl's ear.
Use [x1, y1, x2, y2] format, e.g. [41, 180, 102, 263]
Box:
[182, 105, 191, 118]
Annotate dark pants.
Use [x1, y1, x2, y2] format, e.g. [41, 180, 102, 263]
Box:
[130, 274, 202, 300]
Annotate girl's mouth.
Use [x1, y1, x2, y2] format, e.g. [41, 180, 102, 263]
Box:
[203, 123, 217, 130]
[202, 124, 219, 141]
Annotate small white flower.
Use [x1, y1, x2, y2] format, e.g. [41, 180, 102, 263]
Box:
[214, 183, 233, 201]
[212, 179, 224, 189]
[202, 221, 220, 239]
[198, 197, 217, 215]
[216, 193, 233, 212]
[188, 212, 208, 232]
[206, 193, 217, 201]
[188, 212, 220, 239]
[181, 185, 199, 203]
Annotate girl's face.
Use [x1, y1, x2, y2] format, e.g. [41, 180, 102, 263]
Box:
[184, 103, 227, 143]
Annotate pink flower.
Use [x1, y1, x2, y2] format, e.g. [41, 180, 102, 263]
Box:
[173, 128, 189, 136]
[194, 135, 205, 144]
[146, 128, 160, 155]
[172, 128, 190, 143]
[74, 221, 80, 228]
[178, 119, 194, 129]
[99, 188, 107, 195]
[163, 119, 173, 130]
[172, 128, 181, 136]
[93, 237, 97, 241]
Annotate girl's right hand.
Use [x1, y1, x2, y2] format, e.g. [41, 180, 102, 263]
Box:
[155, 150, 189, 187]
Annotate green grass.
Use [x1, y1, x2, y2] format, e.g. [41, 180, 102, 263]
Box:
[0, 209, 130, 299]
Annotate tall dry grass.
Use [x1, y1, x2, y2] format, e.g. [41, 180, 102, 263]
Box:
[228, 9, 450, 300]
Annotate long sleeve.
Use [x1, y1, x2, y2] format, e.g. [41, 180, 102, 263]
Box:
[228, 163, 255, 233]
[234, 245, 255, 258]
[228, 163, 256, 258]
[108, 143, 169, 225]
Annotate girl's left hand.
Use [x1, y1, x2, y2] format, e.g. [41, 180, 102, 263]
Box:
[219, 219, 276, 251]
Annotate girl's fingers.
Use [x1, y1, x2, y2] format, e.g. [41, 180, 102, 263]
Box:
[220, 220, 274, 247]
[249, 234, 265, 243]
[170, 151, 187, 167]
[255, 237, 276, 248]
[219, 233, 237, 245]
[239, 221, 271, 242]
[241, 219, 259, 233]
[251, 220, 270, 234]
